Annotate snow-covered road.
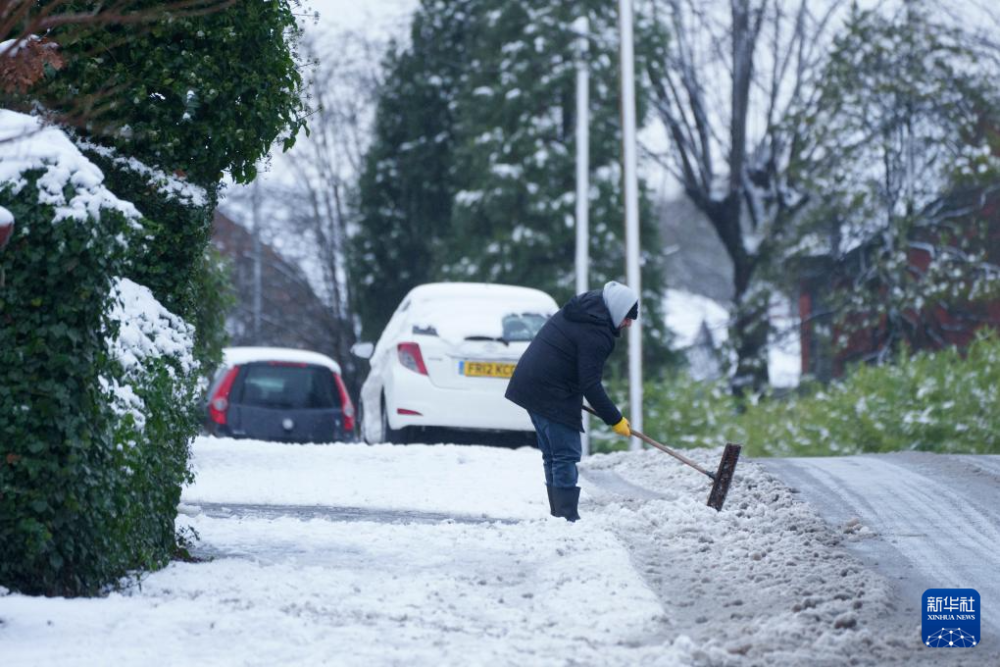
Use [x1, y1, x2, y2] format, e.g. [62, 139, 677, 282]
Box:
[1, 439, 989, 666]
[760, 453, 1000, 645]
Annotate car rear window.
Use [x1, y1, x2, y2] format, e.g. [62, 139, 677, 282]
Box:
[236, 363, 342, 410]
[501, 313, 548, 342]
[410, 300, 552, 343]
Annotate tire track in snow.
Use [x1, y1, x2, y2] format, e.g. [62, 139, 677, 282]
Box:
[193, 501, 520, 525]
[961, 454, 1000, 478]
[762, 453, 1000, 641]
[876, 458, 1000, 555]
[797, 457, 999, 558]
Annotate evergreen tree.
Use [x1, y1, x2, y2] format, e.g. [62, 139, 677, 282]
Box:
[351, 16, 462, 337]
[352, 0, 674, 373]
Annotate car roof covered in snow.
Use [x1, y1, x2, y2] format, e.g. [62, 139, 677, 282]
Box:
[404, 282, 557, 307]
[223, 347, 342, 374]
[398, 283, 559, 344]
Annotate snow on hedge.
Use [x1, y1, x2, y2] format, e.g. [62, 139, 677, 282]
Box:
[104, 277, 198, 431]
[76, 138, 208, 208]
[108, 277, 197, 375]
[0, 110, 141, 233]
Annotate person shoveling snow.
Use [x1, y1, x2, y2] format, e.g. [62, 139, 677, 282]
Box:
[506, 280, 638, 521]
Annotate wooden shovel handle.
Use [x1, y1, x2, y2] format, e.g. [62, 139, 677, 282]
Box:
[582, 405, 714, 479]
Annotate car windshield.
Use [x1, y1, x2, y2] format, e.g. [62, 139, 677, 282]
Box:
[237, 364, 342, 410]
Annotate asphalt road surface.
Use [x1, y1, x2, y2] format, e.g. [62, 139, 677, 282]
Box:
[760, 453, 1000, 652]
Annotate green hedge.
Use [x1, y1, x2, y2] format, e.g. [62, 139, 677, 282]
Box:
[104, 278, 201, 576]
[0, 164, 200, 595]
[79, 142, 225, 371]
[1, 171, 129, 595]
[37, 0, 307, 184]
[595, 334, 1000, 457]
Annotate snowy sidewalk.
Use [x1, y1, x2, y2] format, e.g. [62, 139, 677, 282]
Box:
[0, 437, 949, 666]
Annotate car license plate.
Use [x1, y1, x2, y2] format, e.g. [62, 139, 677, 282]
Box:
[461, 361, 516, 378]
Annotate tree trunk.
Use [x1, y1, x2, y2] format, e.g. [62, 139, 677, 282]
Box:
[731, 259, 769, 395]
[704, 193, 769, 394]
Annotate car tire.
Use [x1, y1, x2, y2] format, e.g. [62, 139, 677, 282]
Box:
[381, 395, 407, 444]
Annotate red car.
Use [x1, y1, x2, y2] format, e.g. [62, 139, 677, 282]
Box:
[204, 347, 355, 443]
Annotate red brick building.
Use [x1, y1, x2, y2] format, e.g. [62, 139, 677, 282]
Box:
[210, 210, 359, 391]
[798, 205, 1000, 381]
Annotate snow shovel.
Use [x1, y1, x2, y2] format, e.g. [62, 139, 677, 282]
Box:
[583, 405, 741, 511]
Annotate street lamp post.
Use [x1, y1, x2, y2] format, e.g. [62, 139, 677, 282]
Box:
[574, 16, 591, 456]
[618, 0, 643, 447]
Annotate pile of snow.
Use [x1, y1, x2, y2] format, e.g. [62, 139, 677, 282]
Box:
[103, 277, 197, 430]
[0, 110, 141, 233]
[582, 449, 915, 665]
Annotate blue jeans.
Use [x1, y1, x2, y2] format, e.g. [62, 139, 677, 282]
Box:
[529, 412, 582, 488]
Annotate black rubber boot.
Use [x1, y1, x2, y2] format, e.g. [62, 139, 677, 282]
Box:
[550, 486, 580, 522]
[545, 485, 556, 516]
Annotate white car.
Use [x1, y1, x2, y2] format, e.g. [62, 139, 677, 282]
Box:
[353, 282, 559, 445]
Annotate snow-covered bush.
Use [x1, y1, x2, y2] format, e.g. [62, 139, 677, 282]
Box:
[103, 278, 201, 572]
[629, 334, 1000, 457]
[79, 140, 227, 372]
[760, 333, 1000, 455]
[0, 111, 199, 595]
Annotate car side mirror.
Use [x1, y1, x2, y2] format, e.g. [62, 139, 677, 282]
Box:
[351, 342, 375, 360]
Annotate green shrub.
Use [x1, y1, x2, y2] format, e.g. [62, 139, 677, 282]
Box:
[186, 244, 236, 373]
[1, 118, 200, 596]
[608, 334, 1000, 457]
[104, 278, 201, 572]
[764, 335, 1000, 455]
[77, 141, 226, 370]
[37, 0, 307, 184]
[1, 169, 131, 595]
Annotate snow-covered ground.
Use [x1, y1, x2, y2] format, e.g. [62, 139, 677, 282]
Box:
[0, 437, 940, 666]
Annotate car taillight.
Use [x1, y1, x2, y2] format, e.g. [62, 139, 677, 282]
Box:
[333, 372, 354, 432]
[208, 366, 240, 425]
[397, 342, 428, 375]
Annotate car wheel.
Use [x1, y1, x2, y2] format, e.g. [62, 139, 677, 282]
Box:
[381, 395, 407, 444]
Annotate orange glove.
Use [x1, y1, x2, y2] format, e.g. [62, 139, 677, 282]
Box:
[612, 417, 631, 437]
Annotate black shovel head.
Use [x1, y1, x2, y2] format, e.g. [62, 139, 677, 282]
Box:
[707, 443, 741, 511]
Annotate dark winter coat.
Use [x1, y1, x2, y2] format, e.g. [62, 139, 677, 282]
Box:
[505, 289, 622, 432]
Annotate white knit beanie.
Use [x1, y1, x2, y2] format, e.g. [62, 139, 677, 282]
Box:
[602, 281, 639, 327]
